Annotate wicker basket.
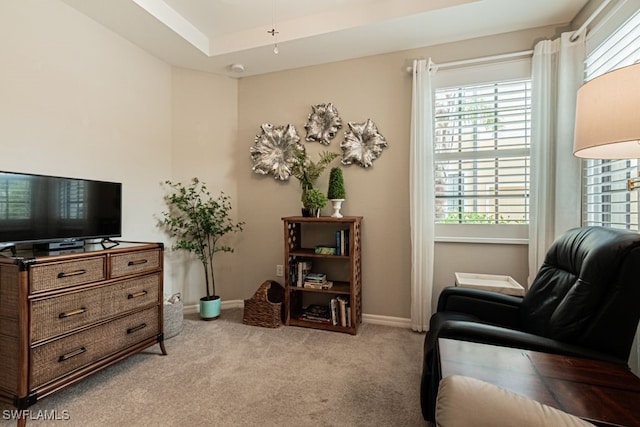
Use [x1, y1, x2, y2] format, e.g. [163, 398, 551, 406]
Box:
[163, 293, 184, 339]
[243, 280, 284, 328]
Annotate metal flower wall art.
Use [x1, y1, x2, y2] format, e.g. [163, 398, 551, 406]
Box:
[304, 103, 342, 145]
[250, 123, 304, 181]
[340, 119, 388, 168]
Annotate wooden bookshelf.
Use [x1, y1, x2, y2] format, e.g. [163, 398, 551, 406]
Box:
[282, 216, 362, 335]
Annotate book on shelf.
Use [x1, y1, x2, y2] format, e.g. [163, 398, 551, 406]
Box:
[330, 298, 339, 326]
[303, 280, 333, 290]
[304, 272, 326, 283]
[335, 229, 350, 255]
[315, 246, 337, 255]
[295, 259, 313, 287]
[300, 304, 332, 323]
[330, 296, 351, 327]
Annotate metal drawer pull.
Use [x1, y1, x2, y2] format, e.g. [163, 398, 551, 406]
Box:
[127, 259, 148, 266]
[58, 346, 86, 362]
[127, 323, 147, 334]
[58, 307, 87, 319]
[57, 269, 87, 279]
[127, 290, 148, 299]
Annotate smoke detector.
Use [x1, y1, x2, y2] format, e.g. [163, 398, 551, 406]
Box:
[230, 63, 245, 73]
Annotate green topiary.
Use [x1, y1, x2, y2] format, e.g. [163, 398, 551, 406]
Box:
[327, 167, 346, 200]
[302, 188, 328, 210]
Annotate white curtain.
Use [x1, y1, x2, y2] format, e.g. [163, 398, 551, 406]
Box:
[528, 33, 585, 283]
[410, 59, 436, 332]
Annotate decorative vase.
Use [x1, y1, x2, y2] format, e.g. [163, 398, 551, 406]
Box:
[199, 295, 221, 320]
[330, 199, 344, 218]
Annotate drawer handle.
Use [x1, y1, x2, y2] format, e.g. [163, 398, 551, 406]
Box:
[58, 307, 87, 319]
[57, 269, 87, 279]
[58, 346, 86, 362]
[127, 323, 147, 334]
[127, 290, 148, 299]
[127, 259, 148, 266]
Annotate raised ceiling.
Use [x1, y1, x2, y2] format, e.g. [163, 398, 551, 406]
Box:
[61, 0, 589, 77]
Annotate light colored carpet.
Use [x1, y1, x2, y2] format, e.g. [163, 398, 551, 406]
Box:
[0, 309, 428, 426]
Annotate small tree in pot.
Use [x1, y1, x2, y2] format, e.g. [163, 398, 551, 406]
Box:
[161, 178, 244, 319]
[327, 167, 346, 218]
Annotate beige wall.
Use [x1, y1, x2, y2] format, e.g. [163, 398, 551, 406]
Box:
[236, 26, 559, 318]
[169, 67, 239, 303]
[0, 0, 173, 284]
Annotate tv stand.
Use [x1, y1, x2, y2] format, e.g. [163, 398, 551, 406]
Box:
[0, 241, 165, 427]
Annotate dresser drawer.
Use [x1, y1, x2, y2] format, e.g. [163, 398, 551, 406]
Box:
[30, 306, 159, 388]
[30, 257, 107, 293]
[110, 249, 161, 278]
[31, 273, 161, 343]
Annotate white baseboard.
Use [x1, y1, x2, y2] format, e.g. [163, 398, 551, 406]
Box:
[361, 313, 412, 329]
[184, 300, 411, 329]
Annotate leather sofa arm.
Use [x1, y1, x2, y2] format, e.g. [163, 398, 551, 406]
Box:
[437, 286, 523, 328]
[436, 320, 627, 365]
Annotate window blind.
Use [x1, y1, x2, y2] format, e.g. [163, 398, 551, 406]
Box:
[582, 10, 640, 231]
[434, 79, 531, 224]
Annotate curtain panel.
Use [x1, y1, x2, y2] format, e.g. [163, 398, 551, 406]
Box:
[410, 59, 436, 332]
[528, 33, 585, 283]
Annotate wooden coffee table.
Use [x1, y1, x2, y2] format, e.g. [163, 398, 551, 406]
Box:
[438, 338, 640, 427]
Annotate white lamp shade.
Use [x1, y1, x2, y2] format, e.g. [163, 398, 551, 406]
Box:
[573, 63, 640, 159]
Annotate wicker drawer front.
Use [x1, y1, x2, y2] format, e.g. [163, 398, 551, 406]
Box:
[30, 306, 159, 388]
[30, 257, 106, 293]
[110, 249, 160, 278]
[1, 264, 20, 319]
[0, 335, 19, 394]
[31, 273, 161, 343]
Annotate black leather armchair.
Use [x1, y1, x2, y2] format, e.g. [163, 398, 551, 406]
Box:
[421, 226, 640, 421]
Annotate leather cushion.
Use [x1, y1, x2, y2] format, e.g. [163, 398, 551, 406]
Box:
[521, 226, 640, 342]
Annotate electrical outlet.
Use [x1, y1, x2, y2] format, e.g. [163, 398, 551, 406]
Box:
[276, 264, 284, 277]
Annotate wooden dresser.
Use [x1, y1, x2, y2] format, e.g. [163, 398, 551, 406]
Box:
[0, 241, 166, 425]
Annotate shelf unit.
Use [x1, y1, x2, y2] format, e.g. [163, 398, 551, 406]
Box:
[282, 216, 362, 335]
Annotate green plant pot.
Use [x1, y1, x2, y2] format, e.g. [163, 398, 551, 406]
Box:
[301, 208, 320, 217]
[199, 295, 221, 320]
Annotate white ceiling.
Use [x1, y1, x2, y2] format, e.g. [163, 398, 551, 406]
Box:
[61, 0, 589, 78]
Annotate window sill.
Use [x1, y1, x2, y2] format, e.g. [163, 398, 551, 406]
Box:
[435, 236, 528, 245]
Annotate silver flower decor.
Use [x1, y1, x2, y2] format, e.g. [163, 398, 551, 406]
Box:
[250, 123, 304, 181]
[304, 103, 342, 145]
[340, 119, 388, 168]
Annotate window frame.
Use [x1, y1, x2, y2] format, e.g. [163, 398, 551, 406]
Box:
[432, 62, 532, 243]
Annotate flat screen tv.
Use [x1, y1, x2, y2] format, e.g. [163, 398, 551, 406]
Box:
[0, 171, 122, 248]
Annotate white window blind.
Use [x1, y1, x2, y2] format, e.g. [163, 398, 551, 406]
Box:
[434, 79, 531, 224]
[582, 10, 640, 231]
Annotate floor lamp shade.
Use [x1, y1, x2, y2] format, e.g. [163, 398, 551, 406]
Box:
[573, 63, 640, 159]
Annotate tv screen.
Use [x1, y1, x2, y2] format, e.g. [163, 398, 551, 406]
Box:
[0, 171, 122, 246]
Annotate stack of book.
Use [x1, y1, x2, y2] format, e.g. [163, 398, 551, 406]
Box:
[300, 304, 331, 323]
[330, 296, 351, 327]
[303, 273, 333, 290]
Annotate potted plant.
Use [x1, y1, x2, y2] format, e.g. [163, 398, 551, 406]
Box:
[290, 149, 339, 191]
[301, 188, 328, 217]
[327, 167, 346, 218]
[161, 178, 244, 320]
[290, 149, 338, 215]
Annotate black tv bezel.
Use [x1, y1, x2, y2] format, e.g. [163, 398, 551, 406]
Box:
[0, 171, 122, 248]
